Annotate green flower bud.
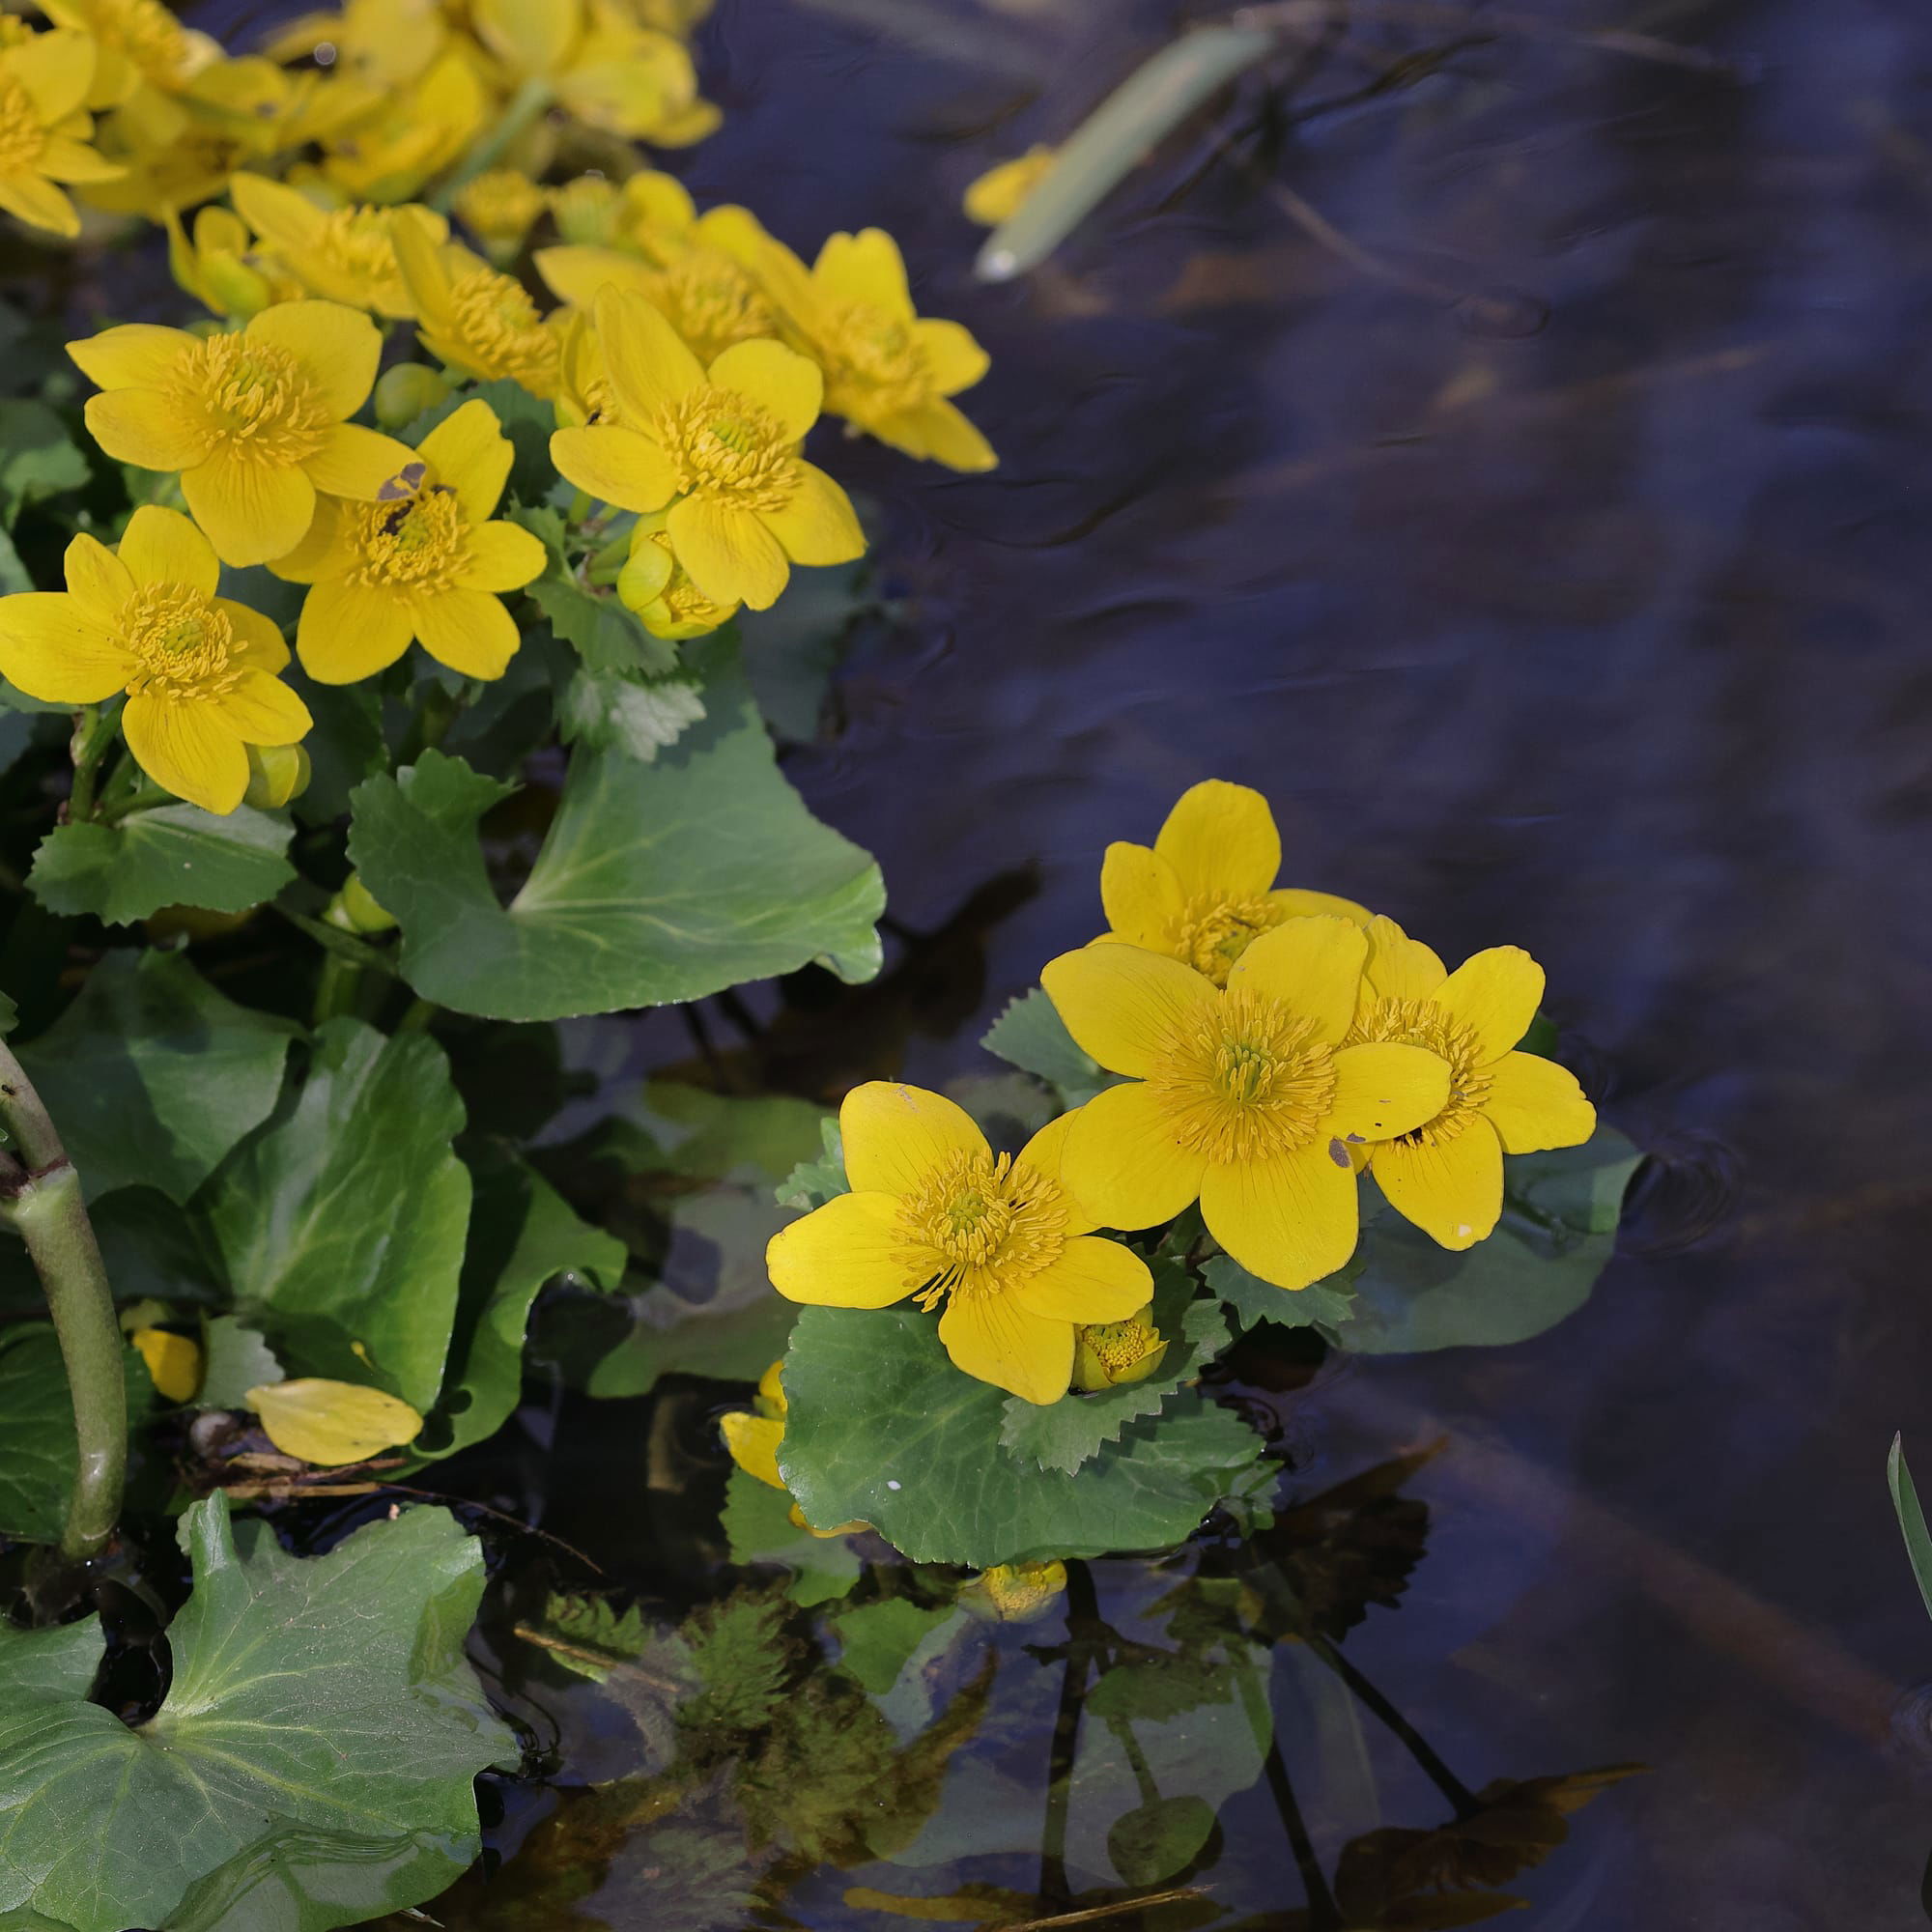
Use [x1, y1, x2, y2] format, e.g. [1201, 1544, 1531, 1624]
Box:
[203, 253, 276, 320]
[1071, 1309, 1167, 1391]
[374, 363, 452, 431]
[327, 872, 397, 935]
[961, 1559, 1068, 1623]
[242, 742, 310, 810]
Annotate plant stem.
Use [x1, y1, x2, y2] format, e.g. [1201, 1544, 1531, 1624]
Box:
[98, 774, 172, 827]
[270, 904, 400, 977]
[1263, 1730, 1341, 1931]
[430, 76, 554, 211]
[1310, 1634, 1480, 1817]
[66, 703, 121, 823]
[0, 1042, 123, 1559]
[1039, 1559, 1098, 1907]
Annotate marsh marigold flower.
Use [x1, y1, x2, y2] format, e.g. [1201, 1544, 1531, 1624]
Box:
[719, 1360, 864, 1537]
[270, 397, 547, 684]
[0, 507, 311, 814]
[454, 166, 548, 265]
[537, 230, 784, 366]
[617, 511, 740, 639]
[1099, 780, 1368, 987]
[964, 146, 1057, 226]
[70, 300, 415, 568]
[41, 0, 221, 125]
[0, 30, 123, 239]
[1345, 915, 1596, 1249]
[230, 174, 449, 320]
[390, 206, 564, 398]
[164, 204, 299, 319]
[752, 226, 996, 471]
[1042, 920, 1449, 1293]
[551, 286, 864, 611]
[766, 1083, 1154, 1406]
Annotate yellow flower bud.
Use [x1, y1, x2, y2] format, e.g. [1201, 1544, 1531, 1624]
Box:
[201, 253, 278, 321]
[327, 872, 397, 935]
[374, 362, 453, 431]
[961, 1560, 1068, 1623]
[964, 146, 1058, 226]
[243, 743, 310, 810]
[131, 1328, 202, 1405]
[552, 175, 622, 247]
[1071, 1310, 1168, 1391]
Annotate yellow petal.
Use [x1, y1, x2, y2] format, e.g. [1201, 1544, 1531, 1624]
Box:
[39, 135, 123, 185]
[550, 423, 677, 513]
[1154, 780, 1280, 901]
[912, 318, 989, 398]
[1482, 1051, 1596, 1154]
[765, 1188, 913, 1308]
[1011, 1236, 1152, 1324]
[6, 29, 95, 123]
[1371, 1121, 1503, 1250]
[389, 203, 455, 318]
[228, 172, 322, 253]
[1271, 886, 1371, 925]
[131, 1327, 202, 1404]
[594, 283, 704, 424]
[1060, 1079, 1208, 1231]
[123, 693, 249, 815]
[1326, 1041, 1451, 1146]
[413, 588, 520, 679]
[1360, 913, 1446, 1004]
[1013, 1111, 1094, 1236]
[457, 520, 547, 594]
[0, 172, 77, 240]
[297, 578, 416, 684]
[63, 532, 134, 622]
[839, 1081, 987, 1195]
[214, 599, 291, 672]
[267, 498, 345, 588]
[720, 1409, 786, 1491]
[84, 388, 214, 472]
[0, 594, 128, 703]
[534, 243, 658, 309]
[247, 299, 382, 421]
[761, 463, 864, 568]
[1435, 946, 1545, 1062]
[1225, 916, 1366, 1044]
[418, 397, 512, 524]
[213, 668, 310, 747]
[68, 322, 193, 391]
[755, 1358, 787, 1415]
[473, 0, 578, 74]
[813, 228, 914, 321]
[306, 423, 418, 499]
[1100, 841, 1185, 950]
[245, 1378, 424, 1465]
[117, 506, 218, 598]
[873, 397, 996, 471]
[707, 338, 822, 441]
[1200, 1140, 1358, 1292]
[937, 1293, 1072, 1406]
[183, 453, 317, 569]
[1040, 942, 1216, 1078]
[667, 495, 788, 611]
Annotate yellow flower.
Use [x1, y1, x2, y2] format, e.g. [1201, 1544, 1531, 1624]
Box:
[270, 396, 547, 685]
[963, 145, 1057, 226]
[617, 510, 739, 639]
[0, 507, 312, 815]
[551, 286, 864, 611]
[317, 48, 488, 204]
[164, 204, 300, 320]
[550, 172, 622, 247]
[0, 30, 123, 239]
[454, 165, 548, 264]
[131, 1325, 201, 1402]
[549, 167, 707, 256]
[537, 233, 784, 366]
[40, 0, 221, 124]
[960, 1560, 1066, 1623]
[230, 174, 449, 319]
[1071, 1308, 1167, 1391]
[245, 1378, 424, 1465]
[1041, 920, 1450, 1292]
[71, 304, 414, 568]
[766, 1083, 1155, 1406]
[1343, 916, 1596, 1249]
[266, 0, 452, 94]
[390, 205, 565, 398]
[719, 1360, 864, 1538]
[1097, 780, 1369, 987]
[751, 226, 996, 471]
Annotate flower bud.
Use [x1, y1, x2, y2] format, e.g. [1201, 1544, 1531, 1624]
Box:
[242, 742, 310, 810]
[374, 362, 452, 431]
[553, 174, 621, 246]
[202, 252, 277, 320]
[327, 872, 397, 935]
[961, 1559, 1068, 1623]
[1071, 1310, 1167, 1391]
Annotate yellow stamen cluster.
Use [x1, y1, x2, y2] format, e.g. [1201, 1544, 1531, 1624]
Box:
[895, 1150, 1068, 1306]
[822, 302, 934, 421]
[1148, 989, 1340, 1165]
[175, 335, 329, 464]
[95, 0, 197, 83]
[1171, 892, 1288, 985]
[1347, 996, 1490, 1146]
[447, 269, 558, 390]
[645, 253, 781, 363]
[315, 208, 408, 286]
[633, 525, 733, 630]
[347, 471, 466, 591]
[655, 388, 796, 509]
[0, 75, 46, 173]
[118, 583, 239, 700]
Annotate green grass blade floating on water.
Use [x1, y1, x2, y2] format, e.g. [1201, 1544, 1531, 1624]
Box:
[976, 25, 1279, 282]
[1889, 1433, 1932, 1625]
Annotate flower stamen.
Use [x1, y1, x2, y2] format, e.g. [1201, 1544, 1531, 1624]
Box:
[1346, 996, 1491, 1145]
[1146, 988, 1338, 1164]
[894, 1150, 1068, 1308]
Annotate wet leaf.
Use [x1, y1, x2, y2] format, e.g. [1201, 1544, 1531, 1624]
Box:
[831, 1597, 957, 1696]
[1107, 1793, 1217, 1888]
[245, 1377, 425, 1464]
[202, 1018, 471, 1410]
[347, 637, 886, 1021]
[682, 1587, 804, 1742]
[779, 1307, 1274, 1567]
[519, 1595, 658, 1683]
[15, 949, 299, 1204]
[558, 667, 705, 761]
[775, 1114, 847, 1212]
[981, 987, 1121, 1106]
[1890, 1434, 1932, 1625]
[29, 804, 296, 924]
[0, 1492, 514, 1932]
[193, 1314, 282, 1410]
[1086, 1654, 1235, 1724]
[1208, 1250, 1359, 1332]
[0, 1327, 153, 1544]
[721, 1464, 864, 1607]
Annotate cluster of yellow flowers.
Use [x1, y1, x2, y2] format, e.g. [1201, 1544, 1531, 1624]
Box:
[0, 0, 997, 817]
[765, 782, 1597, 1408]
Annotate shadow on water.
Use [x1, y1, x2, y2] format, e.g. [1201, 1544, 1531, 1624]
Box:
[169, 0, 1932, 1922]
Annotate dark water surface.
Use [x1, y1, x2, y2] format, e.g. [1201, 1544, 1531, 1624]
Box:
[202, 0, 1932, 1923]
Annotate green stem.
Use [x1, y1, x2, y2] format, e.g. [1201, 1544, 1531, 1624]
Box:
[98, 774, 172, 827]
[271, 904, 399, 977]
[1039, 1559, 1098, 1906]
[430, 76, 554, 212]
[0, 1043, 123, 1559]
[66, 703, 121, 823]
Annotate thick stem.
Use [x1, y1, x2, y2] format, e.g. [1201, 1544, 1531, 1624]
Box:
[66, 704, 121, 823]
[430, 76, 554, 211]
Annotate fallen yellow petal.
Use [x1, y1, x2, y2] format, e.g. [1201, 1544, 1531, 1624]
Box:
[245, 1378, 424, 1465]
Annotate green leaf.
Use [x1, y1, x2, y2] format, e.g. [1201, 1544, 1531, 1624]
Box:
[830, 1598, 957, 1696]
[721, 1463, 864, 1608]
[737, 558, 877, 740]
[201, 1018, 471, 1410]
[998, 1262, 1230, 1475]
[520, 1594, 658, 1683]
[346, 636, 886, 1021]
[193, 1314, 282, 1411]
[1086, 1654, 1234, 1723]
[416, 1144, 627, 1458]
[287, 672, 387, 827]
[15, 949, 299, 1203]
[29, 804, 295, 924]
[0, 1492, 514, 1932]
[558, 666, 705, 761]
[1106, 1794, 1218, 1888]
[1890, 1435, 1932, 1627]
[0, 399, 88, 524]
[981, 988, 1121, 1106]
[1207, 1251, 1358, 1332]
[528, 573, 677, 675]
[1321, 1126, 1642, 1354]
[775, 1115, 846, 1212]
[779, 1307, 1272, 1567]
[0, 1327, 153, 1544]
